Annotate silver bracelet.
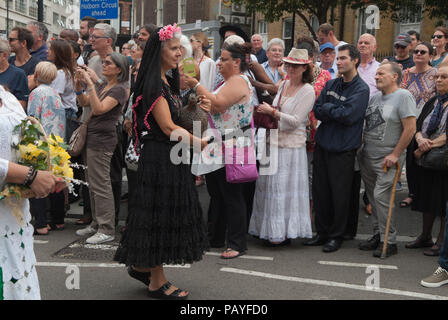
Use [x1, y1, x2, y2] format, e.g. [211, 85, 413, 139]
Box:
[193, 82, 200, 91]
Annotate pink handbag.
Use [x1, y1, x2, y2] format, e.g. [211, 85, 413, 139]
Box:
[207, 114, 258, 183]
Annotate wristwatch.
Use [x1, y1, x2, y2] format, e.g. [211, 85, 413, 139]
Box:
[96, 78, 104, 85]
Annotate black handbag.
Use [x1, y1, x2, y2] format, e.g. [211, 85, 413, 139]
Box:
[419, 144, 448, 171]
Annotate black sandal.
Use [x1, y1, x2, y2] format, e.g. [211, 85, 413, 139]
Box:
[148, 282, 189, 300]
[127, 266, 151, 286]
[399, 199, 412, 208]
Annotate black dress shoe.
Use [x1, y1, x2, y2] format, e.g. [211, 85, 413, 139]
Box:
[303, 235, 327, 246]
[127, 266, 151, 286]
[358, 234, 380, 251]
[323, 239, 342, 253]
[373, 242, 398, 258]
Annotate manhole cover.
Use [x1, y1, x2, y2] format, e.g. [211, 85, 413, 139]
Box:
[53, 235, 122, 262]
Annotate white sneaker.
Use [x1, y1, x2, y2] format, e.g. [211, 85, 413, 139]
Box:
[421, 267, 448, 288]
[76, 226, 96, 237]
[86, 232, 115, 244]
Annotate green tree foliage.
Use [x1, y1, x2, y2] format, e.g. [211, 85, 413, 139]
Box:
[233, 0, 448, 40]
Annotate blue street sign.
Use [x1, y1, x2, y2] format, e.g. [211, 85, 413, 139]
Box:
[80, 0, 118, 20]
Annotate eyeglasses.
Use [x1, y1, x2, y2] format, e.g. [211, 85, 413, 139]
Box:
[90, 35, 109, 40]
[414, 49, 428, 55]
[394, 45, 407, 49]
[8, 38, 17, 42]
[102, 60, 113, 66]
[432, 35, 445, 39]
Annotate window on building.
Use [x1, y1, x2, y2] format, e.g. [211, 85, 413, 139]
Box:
[29, 0, 38, 18]
[16, 21, 26, 28]
[15, 0, 26, 14]
[157, 0, 164, 26]
[283, 18, 293, 40]
[60, 16, 66, 28]
[53, 12, 59, 26]
[400, 5, 423, 24]
[6, 18, 13, 35]
[258, 21, 268, 34]
[178, 0, 186, 24]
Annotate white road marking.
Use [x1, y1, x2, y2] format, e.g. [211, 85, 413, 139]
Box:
[318, 261, 398, 270]
[353, 233, 419, 242]
[205, 252, 274, 261]
[33, 240, 49, 244]
[220, 267, 448, 300]
[36, 262, 190, 268]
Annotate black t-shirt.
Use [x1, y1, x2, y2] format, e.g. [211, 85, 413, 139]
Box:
[8, 55, 40, 76]
[387, 55, 415, 71]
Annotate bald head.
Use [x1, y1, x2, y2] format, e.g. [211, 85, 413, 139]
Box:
[357, 33, 377, 59]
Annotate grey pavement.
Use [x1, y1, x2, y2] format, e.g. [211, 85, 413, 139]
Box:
[33, 171, 448, 300]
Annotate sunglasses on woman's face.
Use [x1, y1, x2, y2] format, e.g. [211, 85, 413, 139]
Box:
[285, 63, 301, 69]
[432, 34, 445, 39]
[414, 49, 428, 55]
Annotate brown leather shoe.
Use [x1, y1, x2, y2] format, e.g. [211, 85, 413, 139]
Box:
[75, 217, 92, 225]
[424, 244, 441, 256]
[405, 237, 434, 249]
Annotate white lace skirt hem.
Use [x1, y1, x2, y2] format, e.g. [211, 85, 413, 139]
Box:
[249, 146, 312, 242]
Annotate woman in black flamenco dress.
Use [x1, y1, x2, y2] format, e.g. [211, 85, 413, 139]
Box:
[114, 24, 210, 300]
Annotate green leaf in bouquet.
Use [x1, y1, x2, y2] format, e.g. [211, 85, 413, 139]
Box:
[52, 155, 62, 165]
[38, 141, 49, 152]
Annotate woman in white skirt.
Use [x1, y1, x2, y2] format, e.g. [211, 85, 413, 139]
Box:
[249, 49, 316, 245]
[0, 85, 64, 299]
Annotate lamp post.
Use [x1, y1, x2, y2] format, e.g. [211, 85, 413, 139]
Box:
[38, 0, 44, 22]
[6, 0, 9, 34]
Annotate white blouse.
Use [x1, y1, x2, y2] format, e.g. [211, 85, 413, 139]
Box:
[269, 81, 316, 148]
[198, 56, 216, 92]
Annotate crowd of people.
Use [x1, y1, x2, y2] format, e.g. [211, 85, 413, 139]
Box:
[2, 17, 448, 300]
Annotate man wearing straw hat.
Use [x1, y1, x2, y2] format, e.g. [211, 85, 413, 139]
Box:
[358, 61, 416, 257]
[304, 44, 370, 253]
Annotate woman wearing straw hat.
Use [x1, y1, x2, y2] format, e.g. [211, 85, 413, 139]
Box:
[248, 49, 316, 246]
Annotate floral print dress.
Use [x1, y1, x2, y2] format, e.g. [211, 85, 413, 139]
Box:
[27, 84, 66, 139]
[192, 74, 255, 175]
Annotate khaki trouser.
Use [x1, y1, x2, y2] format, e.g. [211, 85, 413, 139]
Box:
[359, 152, 405, 245]
[85, 147, 115, 235]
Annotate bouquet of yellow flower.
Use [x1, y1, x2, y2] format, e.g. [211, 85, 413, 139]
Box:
[0, 116, 80, 201]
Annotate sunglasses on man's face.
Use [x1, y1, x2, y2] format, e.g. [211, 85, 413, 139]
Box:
[394, 45, 407, 49]
[432, 34, 445, 39]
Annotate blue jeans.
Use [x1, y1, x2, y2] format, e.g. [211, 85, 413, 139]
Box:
[439, 201, 448, 269]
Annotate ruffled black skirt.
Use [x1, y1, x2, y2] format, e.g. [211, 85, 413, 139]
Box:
[114, 139, 209, 267]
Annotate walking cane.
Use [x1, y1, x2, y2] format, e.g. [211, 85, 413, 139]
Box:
[381, 162, 401, 259]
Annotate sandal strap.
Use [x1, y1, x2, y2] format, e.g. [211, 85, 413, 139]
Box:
[159, 282, 172, 292]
